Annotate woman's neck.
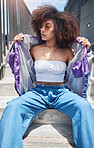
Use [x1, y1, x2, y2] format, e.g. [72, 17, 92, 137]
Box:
[45, 39, 56, 48]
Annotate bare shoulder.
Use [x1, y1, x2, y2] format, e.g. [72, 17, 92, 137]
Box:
[30, 44, 42, 51]
[30, 44, 42, 58]
[65, 47, 74, 63]
[65, 47, 74, 55]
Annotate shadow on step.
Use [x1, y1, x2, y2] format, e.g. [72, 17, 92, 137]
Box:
[23, 110, 76, 148]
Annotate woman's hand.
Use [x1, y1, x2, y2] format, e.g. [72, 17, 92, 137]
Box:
[80, 37, 91, 50]
[14, 33, 24, 43]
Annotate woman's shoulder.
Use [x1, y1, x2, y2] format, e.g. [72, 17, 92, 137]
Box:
[63, 47, 74, 63]
[30, 44, 43, 53]
[60, 47, 73, 54]
[64, 47, 74, 54]
[31, 44, 44, 50]
[30, 44, 44, 57]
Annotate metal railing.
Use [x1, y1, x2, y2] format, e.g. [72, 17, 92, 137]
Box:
[0, 0, 34, 80]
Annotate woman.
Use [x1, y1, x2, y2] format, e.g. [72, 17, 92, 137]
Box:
[0, 5, 94, 148]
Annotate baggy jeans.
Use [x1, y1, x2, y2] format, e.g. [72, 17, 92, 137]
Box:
[0, 84, 94, 148]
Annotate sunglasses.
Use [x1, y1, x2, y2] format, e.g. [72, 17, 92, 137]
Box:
[38, 24, 51, 31]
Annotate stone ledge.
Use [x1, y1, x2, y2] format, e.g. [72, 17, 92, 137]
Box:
[32, 110, 71, 124]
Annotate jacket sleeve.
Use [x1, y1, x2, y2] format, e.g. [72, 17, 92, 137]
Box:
[8, 34, 41, 95]
[8, 44, 15, 74]
[66, 39, 90, 98]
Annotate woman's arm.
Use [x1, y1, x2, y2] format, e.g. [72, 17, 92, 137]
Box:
[66, 48, 74, 64]
[30, 46, 34, 58]
[14, 33, 36, 59]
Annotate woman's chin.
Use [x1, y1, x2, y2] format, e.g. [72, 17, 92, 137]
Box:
[41, 37, 47, 41]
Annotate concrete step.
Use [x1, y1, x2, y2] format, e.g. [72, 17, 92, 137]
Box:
[0, 96, 18, 109]
[4, 63, 13, 78]
[22, 110, 75, 147]
[23, 123, 75, 148]
[32, 110, 71, 124]
[0, 64, 18, 96]
[0, 83, 18, 96]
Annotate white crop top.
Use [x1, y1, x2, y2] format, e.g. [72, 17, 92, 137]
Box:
[34, 60, 67, 82]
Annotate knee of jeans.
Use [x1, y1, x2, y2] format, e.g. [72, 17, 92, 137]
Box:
[6, 97, 21, 112]
[75, 99, 90, 112]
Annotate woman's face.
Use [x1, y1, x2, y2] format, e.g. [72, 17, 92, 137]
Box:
[39, 19, 56, 42]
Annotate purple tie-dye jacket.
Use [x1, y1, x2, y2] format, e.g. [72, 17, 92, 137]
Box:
[8, 34, 93, 98]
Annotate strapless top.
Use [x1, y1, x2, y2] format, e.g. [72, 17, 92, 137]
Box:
[34, 60, 67, 82]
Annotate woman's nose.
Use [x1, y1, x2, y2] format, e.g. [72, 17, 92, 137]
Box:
[41, 27, 45, 33]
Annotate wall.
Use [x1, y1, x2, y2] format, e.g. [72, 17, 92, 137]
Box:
[0, 0, 34, 79]
[80, 0, 94, 48]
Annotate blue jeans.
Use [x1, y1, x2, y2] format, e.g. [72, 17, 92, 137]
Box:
[0, 84, 94, 148]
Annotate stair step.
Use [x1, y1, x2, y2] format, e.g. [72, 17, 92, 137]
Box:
[0, 96, 18, 109]
[32, 110, 71, 124]
[0, 84, 18, 96]
[23, 141, 75, 148]
[4, 64, 13, 77]
[23, 123, 75, 148]
[23, 145, 75, 148]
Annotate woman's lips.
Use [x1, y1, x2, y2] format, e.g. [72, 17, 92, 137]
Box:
[41, 34, 46, 37]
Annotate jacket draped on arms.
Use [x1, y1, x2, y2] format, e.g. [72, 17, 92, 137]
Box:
[8, 34, 94, 98]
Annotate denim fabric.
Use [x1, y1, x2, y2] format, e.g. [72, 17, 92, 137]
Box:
[0, 84, 94, 148]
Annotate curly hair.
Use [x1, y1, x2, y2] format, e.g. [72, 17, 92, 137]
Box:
[30, 5, 79, 48]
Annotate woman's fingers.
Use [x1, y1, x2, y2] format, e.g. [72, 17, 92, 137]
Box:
[18, 33, 24, 39]
[14, 33, 24, 43]
[80, 37, 91, 50]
